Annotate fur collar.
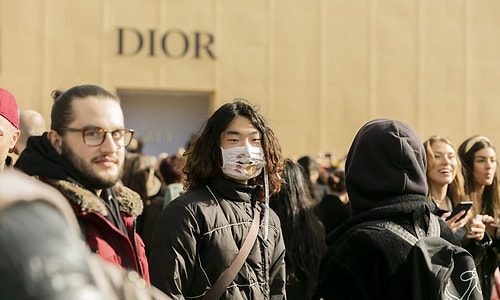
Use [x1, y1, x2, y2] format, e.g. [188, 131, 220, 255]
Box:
[46, 179, 143, 216]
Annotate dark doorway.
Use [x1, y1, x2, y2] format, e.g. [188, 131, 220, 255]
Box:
[118, 89, 210, 156]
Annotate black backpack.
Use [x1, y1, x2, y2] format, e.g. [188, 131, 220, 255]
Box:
[378, 214, 483, 300]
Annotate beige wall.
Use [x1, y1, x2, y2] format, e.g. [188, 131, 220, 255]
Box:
[2, 0, 500, 160]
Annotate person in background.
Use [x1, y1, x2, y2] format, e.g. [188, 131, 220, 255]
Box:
[314, 119, 462, 299]
[458, 135, 500, 300]
[0, 169, 171, 300]
[122, 153, 163, 255]
[15, 109, 46, 155]
[127, 137, 144, 154]
[297, 155, 328, 203]
[149, 99, 286, 299]
[0, 88, 20, 170]
[315, 169, 350, 234]
[423, 136, 472, 230]
[15, 84, 149, 282]
[6, 109, 46, 166]
[158, 153, 185, 209]
[270, 159, 326, 300]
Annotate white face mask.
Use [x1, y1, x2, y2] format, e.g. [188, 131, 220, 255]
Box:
[221, 146, 265, 181]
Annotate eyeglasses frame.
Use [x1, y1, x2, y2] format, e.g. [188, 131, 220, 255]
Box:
[58, 127, 135, 147]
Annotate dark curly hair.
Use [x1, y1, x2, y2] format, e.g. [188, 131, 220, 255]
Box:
[183, 98, 284, 200]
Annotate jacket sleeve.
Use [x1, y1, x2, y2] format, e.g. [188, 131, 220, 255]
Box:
[149, 200, 200, 298]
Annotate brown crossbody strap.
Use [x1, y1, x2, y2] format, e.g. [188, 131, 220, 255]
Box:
[202, 207, 261, 300]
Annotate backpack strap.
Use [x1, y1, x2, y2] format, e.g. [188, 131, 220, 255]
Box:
[380, 222, 419, 245]
[427, 213, 441, 237]
[378, 213, 441, 245]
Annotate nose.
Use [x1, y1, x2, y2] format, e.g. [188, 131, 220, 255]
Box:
[242, 138, 253, 147]
[441, 156, 452, 165]
[486, 160, 495, 169]
[100, 132, 119, 152]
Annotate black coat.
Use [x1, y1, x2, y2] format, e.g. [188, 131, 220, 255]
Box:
[314, 195, 460, 300]
[149, 175, 286, 299]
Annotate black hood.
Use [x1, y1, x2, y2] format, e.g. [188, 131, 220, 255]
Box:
[346, 119, 428, 216]
[15, 133, 96, 192]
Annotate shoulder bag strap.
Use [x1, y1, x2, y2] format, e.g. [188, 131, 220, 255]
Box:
[202, 206, 261, 300]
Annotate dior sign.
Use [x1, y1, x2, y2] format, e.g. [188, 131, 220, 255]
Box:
[117, 27, 216, 59]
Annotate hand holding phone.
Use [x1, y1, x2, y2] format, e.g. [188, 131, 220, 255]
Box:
[445, 201, 473, 221]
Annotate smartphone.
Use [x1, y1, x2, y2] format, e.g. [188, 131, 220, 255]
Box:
[445, 201, 473, 221]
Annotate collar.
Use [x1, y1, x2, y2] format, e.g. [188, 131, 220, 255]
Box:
[209, 175, 260, 203]
[46, 179, 143, 216]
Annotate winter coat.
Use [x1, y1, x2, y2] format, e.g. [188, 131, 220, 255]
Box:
[149, 175, 287, 299]
[314, 196, 460, 300]
[0, 169, 170, 300]
[314, 119, 463, 300]
[46, 178, 149, 282]
[15, 133, 149, 282]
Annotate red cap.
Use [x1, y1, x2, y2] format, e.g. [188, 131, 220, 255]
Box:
[0, 88, 19, 129]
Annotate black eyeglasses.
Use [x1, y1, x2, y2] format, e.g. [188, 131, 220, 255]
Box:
[59, 127, 134, 147]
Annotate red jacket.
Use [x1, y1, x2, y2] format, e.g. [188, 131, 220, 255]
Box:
[45, 179, 150, 283]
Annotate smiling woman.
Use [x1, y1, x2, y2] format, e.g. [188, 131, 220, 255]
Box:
[423, 136, 465, 214]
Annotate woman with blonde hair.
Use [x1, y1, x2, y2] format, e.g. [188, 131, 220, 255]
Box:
[423, 136, 471, 232]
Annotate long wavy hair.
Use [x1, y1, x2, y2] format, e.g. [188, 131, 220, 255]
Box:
[423, 135, 466, 206]
[269, 159, 326, 299]
[183, 98, 284, 200]
[458, 135, 500, 219]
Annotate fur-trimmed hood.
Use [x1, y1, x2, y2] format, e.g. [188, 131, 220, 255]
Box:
[46, 179, 143, 217]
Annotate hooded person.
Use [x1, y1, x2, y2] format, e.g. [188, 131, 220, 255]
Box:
[313, 118, 461, 300]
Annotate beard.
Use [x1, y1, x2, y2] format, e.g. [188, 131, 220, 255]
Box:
[61, 141, 121, 190]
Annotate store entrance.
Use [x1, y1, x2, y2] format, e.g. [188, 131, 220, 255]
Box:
[118, 89, 210, 157]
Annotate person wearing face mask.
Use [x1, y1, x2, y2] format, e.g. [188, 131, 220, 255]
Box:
[149, 99, 286, 299]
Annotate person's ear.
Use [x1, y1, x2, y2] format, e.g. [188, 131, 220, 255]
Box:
[48, 130, 63, 154]
[8, 129, 20, 153]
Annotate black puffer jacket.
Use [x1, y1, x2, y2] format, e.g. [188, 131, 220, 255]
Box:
[149, 175, 286, 299]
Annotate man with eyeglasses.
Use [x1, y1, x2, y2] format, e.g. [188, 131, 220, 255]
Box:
[15, 84, 150, 283]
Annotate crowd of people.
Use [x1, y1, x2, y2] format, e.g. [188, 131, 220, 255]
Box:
[1, 84, 500, 299]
